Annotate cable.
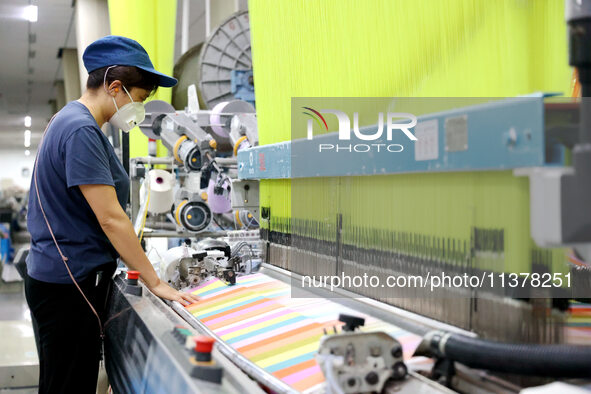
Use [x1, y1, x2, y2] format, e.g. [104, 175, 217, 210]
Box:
[231, 241, 255, 273]
[567, 248, 591, 269]
[211, 214, 226, 231]
[318, 355, 345, 394]
[138, 175, 151, 242]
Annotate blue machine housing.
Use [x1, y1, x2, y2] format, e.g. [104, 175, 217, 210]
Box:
[238, 95, 574, 179]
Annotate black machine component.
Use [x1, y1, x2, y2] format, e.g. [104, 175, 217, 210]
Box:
[196, 238, 232, 259]
[555, 0, 591, 244]
[568, 0, 591, 101]
[223, 269, 236, 285]
[339, 313, 365, 332]
[414, 330, 591, 380]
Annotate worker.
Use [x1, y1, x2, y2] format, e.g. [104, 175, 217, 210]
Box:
[24, 36, 199, 393]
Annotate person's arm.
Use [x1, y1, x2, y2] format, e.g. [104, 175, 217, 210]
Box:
[79, 183, 199, 305]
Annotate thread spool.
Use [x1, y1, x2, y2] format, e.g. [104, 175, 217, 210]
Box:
[209, 100, 256, 151]
[144, 169, 175, 214]
[207, 177, 231, 214]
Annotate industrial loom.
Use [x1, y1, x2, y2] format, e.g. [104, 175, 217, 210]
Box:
[103, 2, 591, 393]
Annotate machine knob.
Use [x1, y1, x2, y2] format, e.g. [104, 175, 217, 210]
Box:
[365, 371, 379, 385]
[127, 270, 140, 286]
[194, 335, 216, 362]
[391, 343, 403, 359]
[391, 361, 408, 380]
[338, 314, 365, 332]
[347, 377, 356, 387]
[124, 270, 142, 296]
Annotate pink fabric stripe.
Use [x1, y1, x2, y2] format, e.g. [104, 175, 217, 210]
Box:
[214, 308, 293, 336]
[283, 365, 322, 385]
[204, 299, 277, 326]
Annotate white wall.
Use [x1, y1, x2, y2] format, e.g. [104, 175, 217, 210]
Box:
[0, 150, 37, 190]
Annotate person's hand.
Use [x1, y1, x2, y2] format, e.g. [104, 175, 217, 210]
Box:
[149, 279, 200, 306]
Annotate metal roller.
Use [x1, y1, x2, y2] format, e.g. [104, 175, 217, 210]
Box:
[174, 199, 212, 233]
[139, 100, 215, 171]
[208, 99, 255, 149]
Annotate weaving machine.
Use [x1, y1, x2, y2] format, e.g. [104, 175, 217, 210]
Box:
[103, 1, 591, 393]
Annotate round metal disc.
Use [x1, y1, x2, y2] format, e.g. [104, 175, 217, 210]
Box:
[198, 11, 252, 109]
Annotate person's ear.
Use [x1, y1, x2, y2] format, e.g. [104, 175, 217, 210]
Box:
[107, 80, 122, 97]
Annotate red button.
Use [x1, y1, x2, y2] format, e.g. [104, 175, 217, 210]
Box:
[194, 335, 215, 353]
[127, 271, 140, 280]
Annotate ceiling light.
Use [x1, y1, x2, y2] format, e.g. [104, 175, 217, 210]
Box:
[23, 5, 38, 23]
[24, 131, 31, 148]
[24, 129, 31, 138]
[24, 140, 31, 148]
[25, 150, 30, 157]
[24, 116, 31, 128]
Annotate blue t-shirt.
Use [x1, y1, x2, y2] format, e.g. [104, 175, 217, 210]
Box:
[27, 101, 130, 284]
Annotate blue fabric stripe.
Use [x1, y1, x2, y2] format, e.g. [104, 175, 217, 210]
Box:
[264, 351, 317, 373]
[225, 315, 308, 345]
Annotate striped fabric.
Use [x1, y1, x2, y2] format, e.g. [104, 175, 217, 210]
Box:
[187, 273, 422, 392]
[566, 302, 591, 345]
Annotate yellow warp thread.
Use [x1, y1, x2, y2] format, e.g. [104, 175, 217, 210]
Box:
[108, 0, 177, 159]
[249, 0, 571, 274]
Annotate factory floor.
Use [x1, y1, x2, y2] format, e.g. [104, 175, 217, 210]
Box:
[0, 265, 38, 393]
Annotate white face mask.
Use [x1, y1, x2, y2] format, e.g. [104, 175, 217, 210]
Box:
[103, 65, 146, 133]
[109, 85, 145, 133]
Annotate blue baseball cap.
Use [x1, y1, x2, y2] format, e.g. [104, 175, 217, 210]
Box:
[82, 35, 177, 88]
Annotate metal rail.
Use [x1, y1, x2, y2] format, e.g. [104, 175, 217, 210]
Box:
[260, 263, 476, 338]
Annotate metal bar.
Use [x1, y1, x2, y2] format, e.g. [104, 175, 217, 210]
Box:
[122, 131, 129, 176]
[142, 231, 228, 238]
[181, 0, 189, 54]
[581, 86, 591, 144]
[131, 156, 175, 165]
[237, 97, 548, 179]
[216, 157, 238, 165]
[335, 213, 342, 275]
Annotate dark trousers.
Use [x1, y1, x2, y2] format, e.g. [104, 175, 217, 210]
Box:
[24, 264, 114, 394]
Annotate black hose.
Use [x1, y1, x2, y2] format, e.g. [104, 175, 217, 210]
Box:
[441, 333, 591, 378]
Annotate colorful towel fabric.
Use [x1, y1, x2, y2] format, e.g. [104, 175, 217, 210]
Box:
[566, 302, 591, 345]
[187, 273, 422, 393]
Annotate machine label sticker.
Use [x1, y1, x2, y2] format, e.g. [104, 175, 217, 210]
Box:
[259, 153, 266, 171]
[414, 119, 439, 161]
[445, 114, 468, 152]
